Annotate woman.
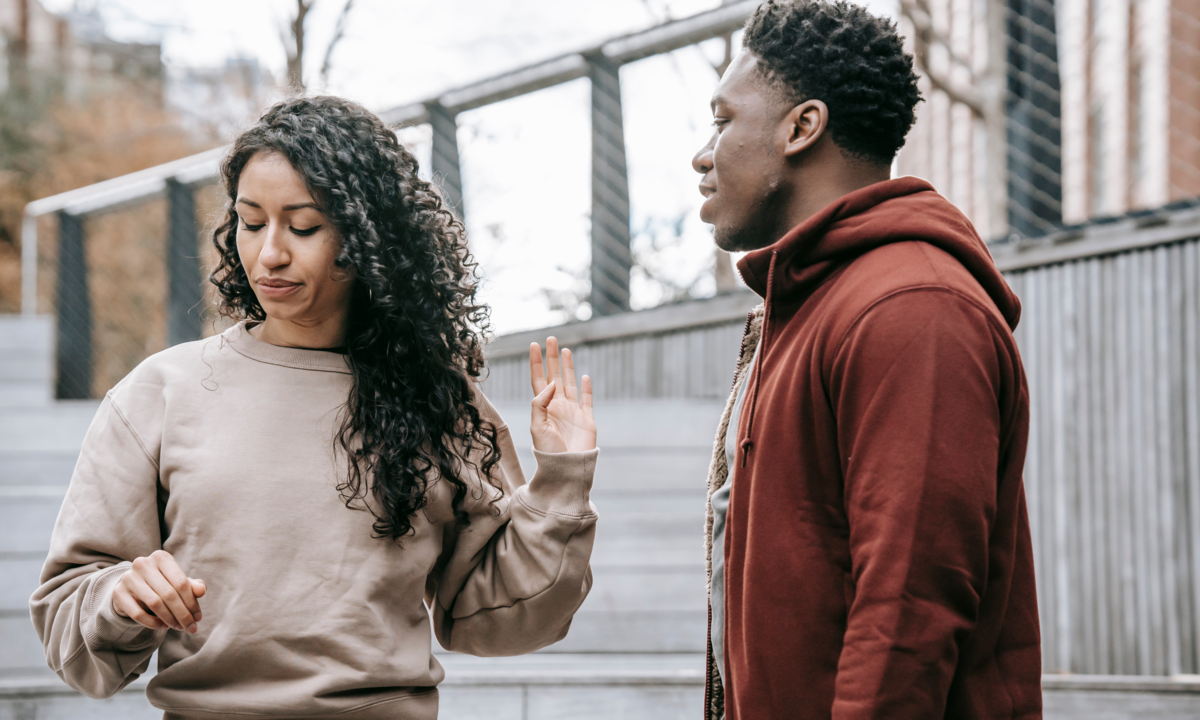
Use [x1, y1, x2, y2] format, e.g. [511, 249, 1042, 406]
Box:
[30, 96, 599, 720]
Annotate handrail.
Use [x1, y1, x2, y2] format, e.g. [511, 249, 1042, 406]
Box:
[484, 290, 760, 359]
[18, 0, 757, 314]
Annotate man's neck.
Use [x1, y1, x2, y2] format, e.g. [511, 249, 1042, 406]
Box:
[768, 163, 892, 247]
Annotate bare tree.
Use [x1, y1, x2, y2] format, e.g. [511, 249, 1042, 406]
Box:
[282, 0, 356, 93]
[319, 0, 355, 89]
[899, 0, 1008, 240]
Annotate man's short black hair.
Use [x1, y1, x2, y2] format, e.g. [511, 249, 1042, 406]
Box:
[743, 0, 922, 166]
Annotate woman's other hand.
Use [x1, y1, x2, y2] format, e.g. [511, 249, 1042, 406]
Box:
[529, 337, 596, 453]
[112, 550, 206, 633]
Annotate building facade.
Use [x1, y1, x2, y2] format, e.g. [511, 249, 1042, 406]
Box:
[897, 0, 1200, 239]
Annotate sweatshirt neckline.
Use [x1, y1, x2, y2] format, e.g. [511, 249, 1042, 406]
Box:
[224, 321, 352, 375]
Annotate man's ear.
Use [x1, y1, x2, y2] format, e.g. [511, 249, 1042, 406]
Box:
[781, 99, 829, 158]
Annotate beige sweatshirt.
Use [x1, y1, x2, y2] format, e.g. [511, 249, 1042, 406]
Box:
[29, 321, 598, 719]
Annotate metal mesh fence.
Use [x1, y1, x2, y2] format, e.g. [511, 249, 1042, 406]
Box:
[35, 187, 226, 399]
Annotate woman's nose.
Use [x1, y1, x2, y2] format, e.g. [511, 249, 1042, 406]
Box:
[259, 224, 289, 268]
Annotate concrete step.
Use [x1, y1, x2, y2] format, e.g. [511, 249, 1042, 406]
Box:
[0, 384, 52, 407]
[0, 454, 79, 487]
[0, 315, 54, 407]
[435, 652, 704, 719]
[0, 402, 100, 454]
[0, 494, 60, 555]
[0, 558, 43, 612]
[0, 617, 50, 682]
[549, 610, 706, 653]
[0, 678, 160, 720]
[0, 316, 54, 351]
[6, 663, 1198, 720]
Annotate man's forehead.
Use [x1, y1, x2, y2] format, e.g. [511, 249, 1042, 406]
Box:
[711, 52, 764, 110]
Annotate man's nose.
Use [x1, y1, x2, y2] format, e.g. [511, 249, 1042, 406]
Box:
[692, 134, 715, 175]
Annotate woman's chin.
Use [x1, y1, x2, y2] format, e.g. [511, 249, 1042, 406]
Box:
[257, 302, 306, 325]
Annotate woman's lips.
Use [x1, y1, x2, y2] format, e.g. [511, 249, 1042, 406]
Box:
[256, 279, 302, 298]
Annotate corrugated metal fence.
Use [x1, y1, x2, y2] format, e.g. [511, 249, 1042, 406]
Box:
[484, 205, 1200, 677]
[1005, 223, 1200, 675]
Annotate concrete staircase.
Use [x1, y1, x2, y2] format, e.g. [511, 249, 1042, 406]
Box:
[6, 315, 1198, 719]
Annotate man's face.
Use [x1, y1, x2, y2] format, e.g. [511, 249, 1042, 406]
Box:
[693, 51, 790, 252]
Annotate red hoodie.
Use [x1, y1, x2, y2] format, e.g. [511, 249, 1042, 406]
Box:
[719, 177, 1041, 719]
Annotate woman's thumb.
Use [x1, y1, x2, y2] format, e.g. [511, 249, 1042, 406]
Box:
[190, 579, 207, 597]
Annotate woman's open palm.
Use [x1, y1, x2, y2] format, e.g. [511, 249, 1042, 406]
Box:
[529, 337, 596, 453]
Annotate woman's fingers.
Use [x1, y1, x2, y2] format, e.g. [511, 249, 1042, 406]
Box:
[154, 551, 203, 626]
[125, 571, 178, 630]
[139, 563, 196, 632]
[529, 343, 547, 395]
[124, 551, 203, 633]
[113, 583, 166, 630]
[546, 337, 562, 388]
[561, 349, 579, 402]
[581, 375, 593, 415]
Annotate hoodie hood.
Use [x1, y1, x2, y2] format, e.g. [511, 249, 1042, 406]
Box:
[736, 176, 1021, 330]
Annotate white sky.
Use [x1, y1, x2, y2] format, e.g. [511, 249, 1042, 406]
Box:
[47, 0, 897, 334]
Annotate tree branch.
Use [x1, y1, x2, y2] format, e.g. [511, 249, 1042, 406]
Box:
[899, 0, 978, 77]
[285, 0, 313, 92]
[923, 65, 986, 115]
[320, 0, 355, 88]
[900, 0, 986, 116]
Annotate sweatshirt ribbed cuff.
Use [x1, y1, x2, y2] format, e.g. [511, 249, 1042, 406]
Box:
[83, 562, 163, 650]
[524, 448, 599, 517]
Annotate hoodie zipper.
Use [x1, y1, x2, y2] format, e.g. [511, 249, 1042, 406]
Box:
[706, 303, 765, 720]
[700, 306, 758, 720]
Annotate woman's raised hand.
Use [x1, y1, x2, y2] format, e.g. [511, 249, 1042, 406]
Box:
[113, 550, 206, 633]
[529, 337, 596, 453]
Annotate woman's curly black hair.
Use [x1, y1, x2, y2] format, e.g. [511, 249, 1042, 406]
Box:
[210, 96, 500, 541]
[743, 0, 922, 166]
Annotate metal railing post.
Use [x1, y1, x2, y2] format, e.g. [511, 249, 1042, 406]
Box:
[1005, 0, 1063, 236]
[167, 179, 203, 346]
[428, 101, 465, 218]
[21, 213, 37, 315]
[55, 211, 92, 399]
[587, 53, 632, 317]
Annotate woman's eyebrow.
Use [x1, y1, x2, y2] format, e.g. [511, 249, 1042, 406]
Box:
[234, 199, 320, 212]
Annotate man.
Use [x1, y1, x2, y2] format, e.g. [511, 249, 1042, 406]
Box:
[695, 2, 1041, 718]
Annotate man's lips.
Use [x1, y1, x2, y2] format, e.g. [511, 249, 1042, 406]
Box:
[699, 184, 716, 199]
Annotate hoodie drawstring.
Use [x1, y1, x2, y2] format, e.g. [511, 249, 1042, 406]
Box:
[741, 250, 776, 468]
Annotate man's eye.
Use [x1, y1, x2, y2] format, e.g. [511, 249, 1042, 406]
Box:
[240, 220, 265, 232]
[712, 119, 728, 131]
[291, 226, 322, 237]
